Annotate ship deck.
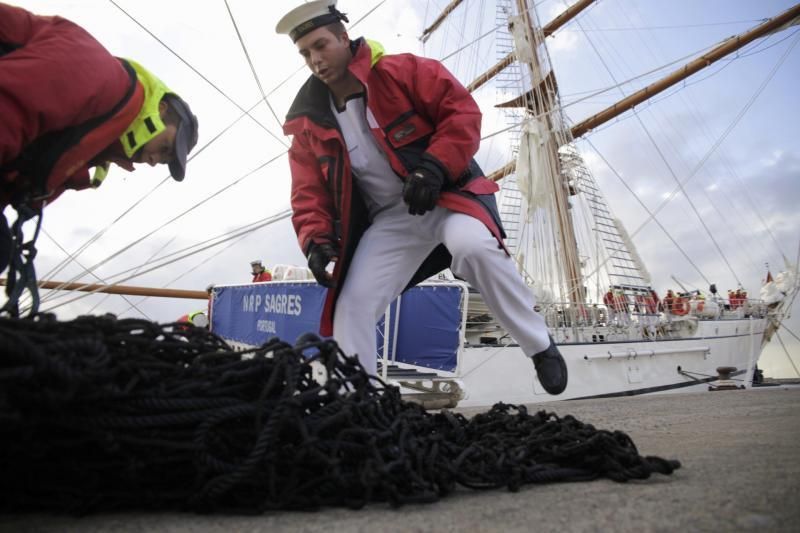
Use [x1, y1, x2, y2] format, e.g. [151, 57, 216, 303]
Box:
[3, 387, 799, 532]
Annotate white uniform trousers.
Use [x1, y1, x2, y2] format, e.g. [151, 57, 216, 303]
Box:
[333, 203, 551, 376]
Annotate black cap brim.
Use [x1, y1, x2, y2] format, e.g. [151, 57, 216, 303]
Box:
[167, 96, 198, 182]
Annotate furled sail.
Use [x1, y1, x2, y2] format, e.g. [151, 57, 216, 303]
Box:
[516, 119, 550, 219]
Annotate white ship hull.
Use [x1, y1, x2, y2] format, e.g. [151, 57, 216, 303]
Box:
[455, 317, 763, 406]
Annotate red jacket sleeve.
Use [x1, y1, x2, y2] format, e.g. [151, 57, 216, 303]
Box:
[381, 54, 482, 180]
[288, 134, 338, 255]
[0, 3, 131, 167]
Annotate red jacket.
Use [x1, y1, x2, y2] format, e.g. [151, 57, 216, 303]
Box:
[252, 271, 272, 283]
[283, 39, 504, 335]
[0, 4, 143, 208]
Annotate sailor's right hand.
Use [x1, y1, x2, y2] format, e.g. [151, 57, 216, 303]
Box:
[307, 242, 339, 288]
[403, 167, 444, 216]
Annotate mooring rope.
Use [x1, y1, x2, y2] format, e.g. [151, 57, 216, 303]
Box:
[0, 314, 680, 514]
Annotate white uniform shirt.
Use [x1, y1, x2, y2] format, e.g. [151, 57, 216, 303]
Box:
[331, 94, 404, 218]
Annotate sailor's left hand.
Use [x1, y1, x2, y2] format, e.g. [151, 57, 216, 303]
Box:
[402, 167, 444, 216]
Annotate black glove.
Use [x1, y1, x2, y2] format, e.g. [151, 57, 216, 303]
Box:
[307, 242, 339, 288]
[402, 166, 445, 216]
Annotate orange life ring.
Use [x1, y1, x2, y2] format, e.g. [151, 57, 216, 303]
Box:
[671, 297, 690, 316]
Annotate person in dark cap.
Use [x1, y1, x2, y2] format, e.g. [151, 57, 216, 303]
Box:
[0, 3, 199, 310]
[276, 1, 567, 395]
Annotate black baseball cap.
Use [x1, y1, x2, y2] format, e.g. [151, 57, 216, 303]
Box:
[165, 94, 198, 182]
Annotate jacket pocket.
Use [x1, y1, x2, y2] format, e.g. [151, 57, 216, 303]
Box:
[384, 112, 434, 149]
[384, 112, 435, 172]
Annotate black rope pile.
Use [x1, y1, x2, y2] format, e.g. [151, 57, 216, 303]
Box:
[0, 314, 680, 514]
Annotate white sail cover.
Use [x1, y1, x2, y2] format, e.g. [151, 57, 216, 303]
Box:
[775, 269, 797, 293]
[509, 13, 536, 66]
[516, 118, 551, 219]
[760, 268, 798, 304]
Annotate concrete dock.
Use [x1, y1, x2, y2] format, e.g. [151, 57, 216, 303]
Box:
[2, 387, 798, 532]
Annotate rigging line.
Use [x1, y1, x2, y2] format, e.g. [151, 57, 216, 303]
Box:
[627, 32, 800, 253]
[94, 209, 292, 284]
[571, 6, 796, 270]
[107, 0, 289, 149]
[37, 176, 169, 305]
[38, 178, 166, 298]
[582, 139, 711, 286]
[465, 0, 486, 78]
[479, 38, 726, 142]
[559, 19, 768, 32]
[116, 232, 250, 318]
[36, 209, 294, 312]
[349, 0, 390, 29]
[36, 151, 288, 310]
[781, 323, 800, 345]
[87, 234, 178, 316]
[565, 52, 727, 110]
[422, 0, 431, 55]
[481, 119, 522, 141]
[38, 99, 260, 302]
[23, 229, 153, 321]
[559, 28, 797, 107]
[458, 38, 758, 172]
[774, 331, 800, 379]
[638, 113, 741, 285]
[38, 210, 292, 314]
[36, 210, 291, 314]
[223, 0, 283, 130]
[437, 0, 568, 62]
[559, 38, 758, 99]
[596, 31, 797, 114]
[574, 13, 735, 287]
[267, 64, 307, 97]
[440, 20, 504, 62]
[573, 53, 747, 134]
[734, 26, 800, 58]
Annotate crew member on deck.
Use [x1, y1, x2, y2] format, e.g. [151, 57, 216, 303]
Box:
[251, 260, 272, 282]
[275, 0, 567, 394]
[603, 289, 615, 324]
[664, 290, 676, 314]
[0, 4, 199, 278]
[176, 310, 209, 329]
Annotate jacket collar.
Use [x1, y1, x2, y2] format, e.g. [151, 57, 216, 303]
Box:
[283, 38, 383, 135]
[119, 59, 174, 159]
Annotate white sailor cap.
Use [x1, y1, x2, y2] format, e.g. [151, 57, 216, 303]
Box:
[275, 0, 350, 42]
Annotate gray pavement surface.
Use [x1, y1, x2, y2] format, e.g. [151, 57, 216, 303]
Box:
[2, 387, 799, 533]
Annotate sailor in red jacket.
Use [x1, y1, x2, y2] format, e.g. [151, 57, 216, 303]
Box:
[276, 1, 566, 394]
[250, 260, 273, 283]
[0, 3, 199, 277]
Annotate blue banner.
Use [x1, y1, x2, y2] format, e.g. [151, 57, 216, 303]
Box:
[381, 285, 462, 372]
[210, 282, 327, 347]
[212, 282, 464, 372]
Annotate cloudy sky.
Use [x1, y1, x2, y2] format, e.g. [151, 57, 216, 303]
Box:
[5, 0, 799, 377]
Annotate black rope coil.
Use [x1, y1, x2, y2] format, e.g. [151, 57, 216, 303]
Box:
[0, 314, 680, 514]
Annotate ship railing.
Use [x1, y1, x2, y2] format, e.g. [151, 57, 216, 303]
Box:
[717, 298, 768, 319]
[465, 292, 769, 344]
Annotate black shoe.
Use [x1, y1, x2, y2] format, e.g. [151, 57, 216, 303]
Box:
[531, 337, 568, 395]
